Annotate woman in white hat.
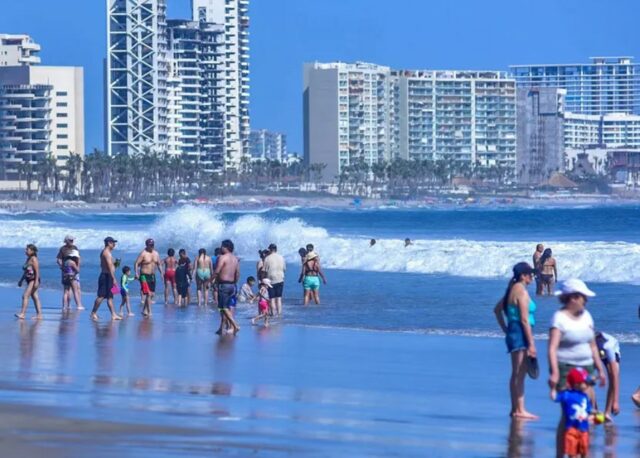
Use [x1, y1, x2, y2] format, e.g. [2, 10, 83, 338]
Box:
[548, 278, 606, 455]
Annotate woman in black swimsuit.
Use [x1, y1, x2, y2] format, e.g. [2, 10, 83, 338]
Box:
[16, 244, 42, 319]
[538, 248, 557, 296]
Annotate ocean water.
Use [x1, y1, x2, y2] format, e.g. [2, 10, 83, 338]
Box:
[2, 204, 640, 341]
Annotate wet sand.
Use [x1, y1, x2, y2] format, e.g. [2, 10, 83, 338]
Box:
[1, 287, 639, 457]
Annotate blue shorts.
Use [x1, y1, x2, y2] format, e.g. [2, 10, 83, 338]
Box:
[217, 283, 236, 310]
[506, 321, 529, 353]
[303, 275, 320, 291]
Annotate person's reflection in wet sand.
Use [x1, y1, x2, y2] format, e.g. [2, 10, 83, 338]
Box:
[137, 318, 153, 340]
[215, 333, 236, 360]
[56, 309, 77, 380]
[93, 320, 115, 385]
[18, 319, 40, 378]
[506, 418, 534, 458]
[603, 423, 618, 458]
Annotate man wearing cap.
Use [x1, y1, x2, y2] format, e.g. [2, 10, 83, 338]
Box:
[56, 235, 84, 310]
[263, 243, 286, 316]
[90, 237, 121, 321]
[134, 238, 163, 317]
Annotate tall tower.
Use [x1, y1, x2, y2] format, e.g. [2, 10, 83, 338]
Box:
[107, 0, 168, 156]
[192, 0, 250, 169]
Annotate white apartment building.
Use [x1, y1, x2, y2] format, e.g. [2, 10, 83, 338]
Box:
[192, 0, 250, 168]
[0, 65, 84, 181]
[393, 70, 516, 168]
[0, 34, 41, 66]
[304, 62, 516, 181]
[304, 62, 393, 180]
[249, 129, 287, 161]
[564, 112, 640, 149]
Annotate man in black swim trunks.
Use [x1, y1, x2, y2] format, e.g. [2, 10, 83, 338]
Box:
[90, 237, 122, 321]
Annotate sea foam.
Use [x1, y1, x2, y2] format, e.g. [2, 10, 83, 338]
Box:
[3, 205, 640, 284]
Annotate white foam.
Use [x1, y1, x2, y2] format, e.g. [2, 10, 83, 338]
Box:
[3, 205, 640, 284]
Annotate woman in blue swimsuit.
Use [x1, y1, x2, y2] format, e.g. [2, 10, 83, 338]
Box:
[494, 262, 538, 420]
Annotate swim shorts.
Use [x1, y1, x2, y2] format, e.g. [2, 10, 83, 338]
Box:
[97, 273, 114, 299]
[540, 274, 554, 284]
[177, 281, 189, 298]
[139, 274, 156, 295]
[164, 269, 176, 283]
[269, 281, 284, 299]
[217, 283, 236, 310]
[258, 298, 269, 313]
[505, 320, 529, 353]
[564, 427, 589, 456]
[303, 275, 320, 291]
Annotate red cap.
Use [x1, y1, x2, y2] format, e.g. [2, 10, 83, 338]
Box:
[566, 367, 588, 388]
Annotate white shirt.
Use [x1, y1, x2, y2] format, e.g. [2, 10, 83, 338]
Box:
[551, 309, 595, 366]
[263, 253, 286, 284]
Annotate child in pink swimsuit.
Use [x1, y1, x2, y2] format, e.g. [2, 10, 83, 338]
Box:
[251, 278, 271, 326]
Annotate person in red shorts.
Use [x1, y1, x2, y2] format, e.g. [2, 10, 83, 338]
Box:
[550, 367, 595, 458]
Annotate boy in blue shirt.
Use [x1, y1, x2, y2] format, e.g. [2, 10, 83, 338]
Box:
[551, 367, 594, 458]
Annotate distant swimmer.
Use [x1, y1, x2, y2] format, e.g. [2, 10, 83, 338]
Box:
[134, 238, 163, 317]
[370, 239, 376, 247]
[538, 248, 557, 296]
[404, 238, 413, 247]
[90, 237, 121, 321]
[15, 244, 42, 320]
[532, 244, 544, 295]
[193, 248, 213, 307]
[164, 248, 178, 305]
[214, 239, 240, 335]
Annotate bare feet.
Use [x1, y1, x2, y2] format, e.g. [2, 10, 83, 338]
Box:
[14, 313, 25, 320]
[128, 313, 134, 317]
[32, 314, 42, 321]
[111, 314, 122, 321]
[90, 313, 98, 321]
[215, 329, 223, 335]
[233, 326, 240, 335]
[77, 306, 85, 310]
[511, 411, 539, 420]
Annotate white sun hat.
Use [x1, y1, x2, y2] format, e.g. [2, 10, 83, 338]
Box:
[553, 278, 596, 297]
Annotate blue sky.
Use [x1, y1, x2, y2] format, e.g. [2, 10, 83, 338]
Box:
[1, 0, 638, 154]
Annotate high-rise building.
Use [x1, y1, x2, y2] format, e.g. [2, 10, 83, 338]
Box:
[166, 19, 225, 170]
[304, 62, 393, 181]
[511, 57, 640, 116]
[0, 34, 41, 66]
[0, 65, 84, 180]
[192, 0, 250, 167]
[304, 62, 516, 181]
[393, 70, 516, 167]
[516, 87, 565, 185]
[107, 0, 250, 171]
[249, 129, 287, 161]
[107, 0, 168, 156]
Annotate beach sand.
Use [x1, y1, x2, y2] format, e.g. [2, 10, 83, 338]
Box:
[1, 286, 639, 457]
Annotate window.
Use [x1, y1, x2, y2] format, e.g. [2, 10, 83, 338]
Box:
[56, 113, 68, 118]
[56, 102, 68, 107]
[58, 145, 69, 150]
[57, 134, 68, 139]
[56, 123, 68, 128]
[56, 91, 68, 97]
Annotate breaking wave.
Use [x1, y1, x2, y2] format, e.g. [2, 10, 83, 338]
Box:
[3, 206, 640, 284]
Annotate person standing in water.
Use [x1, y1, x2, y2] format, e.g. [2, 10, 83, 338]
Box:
[134, 238, 163, 317]
[163, 248, 178, 305]
[493, 262, 538, 420]
[404, 238, 413, 247]
[263, 243, 286, 316]
[56, 235, 84, 310]
[175, 249, 192, 307]
[539, 248, 557, 296]
[214, 240, 240, 335]
[90, 237, 122, 321]
[193, 248, 213, 307]
[15, 244, 42, 320]
[532, 244, 544, 296]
